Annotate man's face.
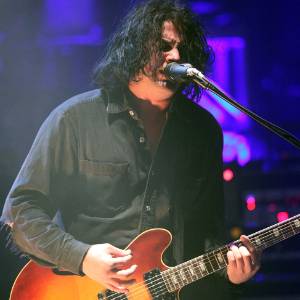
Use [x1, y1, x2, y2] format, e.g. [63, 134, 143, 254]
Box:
[132, 21, 182, 101]
[148, 21, 182, 85]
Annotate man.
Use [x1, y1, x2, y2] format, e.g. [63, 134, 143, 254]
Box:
[1, 0, 260, 298]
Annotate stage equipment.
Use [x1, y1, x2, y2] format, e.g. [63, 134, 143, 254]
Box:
[164, 62, 300, 151]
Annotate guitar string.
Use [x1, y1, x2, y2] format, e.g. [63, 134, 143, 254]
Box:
[103, 220, 300, 300]
[120, 221, 299, 300]
[103, 220, 299, 300]
[157, 220, 300, 295]
[104, 242, 293, 300]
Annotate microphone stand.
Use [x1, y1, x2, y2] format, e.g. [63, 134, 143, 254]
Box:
[190, 72, 300, 150]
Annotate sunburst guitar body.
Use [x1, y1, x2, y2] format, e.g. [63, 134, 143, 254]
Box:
[10, 229, 177, 300]
[10, 214, 300, 299]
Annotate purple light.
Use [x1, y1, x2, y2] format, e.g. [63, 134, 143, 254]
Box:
[209, 92, 248, 123]
[38, 25, 103, 46]
[190, 2, 219, 14]
[201, 36, 252, 166]
[208, 37, 248, 126]
[246, 195, 256, 211]
[44, 0, 94, 33]
[200, 94, 226, 124]
[223, 132, 251, 166]
[214, 13, 233, 26]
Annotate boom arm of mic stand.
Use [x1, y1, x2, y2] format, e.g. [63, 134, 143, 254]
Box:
[192, 76, 300, 150]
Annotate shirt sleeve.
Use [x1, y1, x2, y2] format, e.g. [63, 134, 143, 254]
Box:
[1, 107, 90, 275]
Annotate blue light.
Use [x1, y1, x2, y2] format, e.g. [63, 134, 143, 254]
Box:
[38, 25, 103, 46]
[44, 0, 94, 33]
[200, 36, 252, 166]
[190, 2, 219, 14]
[223, 132, 251, 166]
[200, 94, 226, 124]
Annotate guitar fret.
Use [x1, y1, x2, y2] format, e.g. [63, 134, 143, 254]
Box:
[182, 262, 193, 284]
[179, 268, 188, 284]
[187, 263, 198, 280]
[222, 246, 230, 265]
[204, 254, 214, 273]
[209, 251, 220, 271]
[170, 268, 179, 288]
[216, 251, 225, 265]
[161, 214, 300, 295]
[273, 228, 280, 237]
[294, 218, 300, 228]
[198, 256, 208, 276]
[290, 222, 296, 235]
[248, 215, 300, 250]
[174, 266, 183, 288]
[278, 225, 287, 239]
[161, 269, 173, 292]
[254, 236, 262, 247]
[285, 224, 295, 238]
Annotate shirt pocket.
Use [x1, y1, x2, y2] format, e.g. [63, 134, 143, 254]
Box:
[79, 160, 130, 217]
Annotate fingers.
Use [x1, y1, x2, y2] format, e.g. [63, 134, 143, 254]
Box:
[240, 235, 261, 269]
[227, 245, 243, 271]
[105, 264, 137, 294]
[114, 264, 138, 278]
[107, 246, 134, 269]
[228, 236, 261, 272]
[240, 235, 255, 253]
[227, 249, 236, 268]
[82, 243, 138, 293]
[226, 236, 262, 284]
[109, 251, 137, 287]
[108, 245, 131, 257]
[107, 267, 137, 294]
[111, 254, 133, 267]
[239, 245, 252, 273]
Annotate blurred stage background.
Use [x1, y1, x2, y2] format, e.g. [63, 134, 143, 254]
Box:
[1, 0, 300, 299]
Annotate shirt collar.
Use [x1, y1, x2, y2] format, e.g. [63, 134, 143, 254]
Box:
[105, 87, 191, 123]
[106, 88, 130, 114]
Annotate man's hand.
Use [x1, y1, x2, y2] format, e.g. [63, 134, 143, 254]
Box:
[82, 243, 137, 293]
[227, 235, 261, 284]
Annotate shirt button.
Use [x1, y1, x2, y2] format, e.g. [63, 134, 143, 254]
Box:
[129, 110, 135, 117]
[139, 136, 145, 143]
[146, 205, 151, 212]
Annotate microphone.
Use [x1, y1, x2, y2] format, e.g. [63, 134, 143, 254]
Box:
[164, 62, 211, 88]
[164, 62, 206, 82]
[165, 65, 300, 152]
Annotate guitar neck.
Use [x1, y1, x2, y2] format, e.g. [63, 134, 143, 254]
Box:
[162, 214, 300, 292]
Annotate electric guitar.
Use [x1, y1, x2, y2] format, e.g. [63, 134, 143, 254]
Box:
[10, 214, 300, 300]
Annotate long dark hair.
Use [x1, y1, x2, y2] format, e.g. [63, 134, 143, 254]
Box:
[93, 0, 214, 100]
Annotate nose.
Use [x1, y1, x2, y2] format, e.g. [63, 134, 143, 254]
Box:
[165, 47, 180, 62]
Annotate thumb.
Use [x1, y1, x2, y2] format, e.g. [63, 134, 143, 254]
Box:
[108, 245, 131, 257]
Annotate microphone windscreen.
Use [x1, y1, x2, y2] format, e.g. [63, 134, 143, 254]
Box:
[164, 62, 192, 82]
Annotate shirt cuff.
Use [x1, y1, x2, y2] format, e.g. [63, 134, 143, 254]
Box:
[58, 239, 91, 275]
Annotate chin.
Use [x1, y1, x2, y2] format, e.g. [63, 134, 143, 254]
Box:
[156, 86, 177, 100]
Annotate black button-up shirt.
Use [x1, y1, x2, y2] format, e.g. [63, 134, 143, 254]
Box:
[1, 88, 225, 279]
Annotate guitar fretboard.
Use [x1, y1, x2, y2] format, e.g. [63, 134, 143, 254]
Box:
[161, 214, 300, 293]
